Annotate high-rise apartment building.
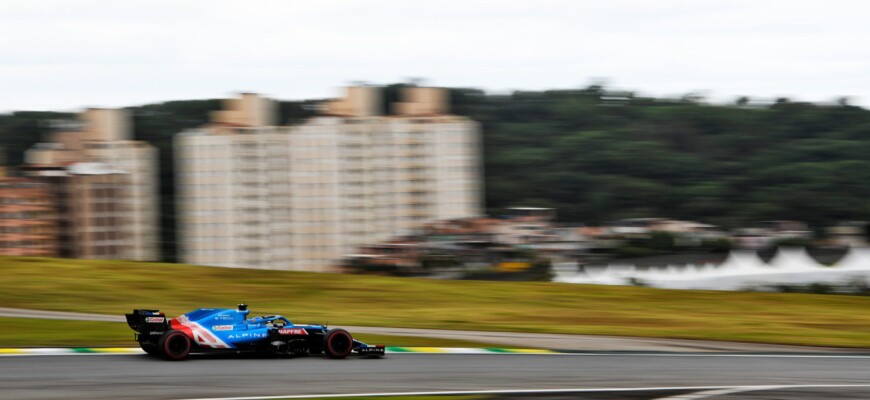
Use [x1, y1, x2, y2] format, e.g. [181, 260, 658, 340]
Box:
[0, 176, 57, 257]
[24, 109, 160, 261]
[176, 86, 482, 271]
[23, 163, 134, 259]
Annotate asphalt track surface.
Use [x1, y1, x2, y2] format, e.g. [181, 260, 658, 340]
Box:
[3, 353, 870, 399]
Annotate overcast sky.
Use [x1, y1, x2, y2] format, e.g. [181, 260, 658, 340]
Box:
[1, 0, 868, 112]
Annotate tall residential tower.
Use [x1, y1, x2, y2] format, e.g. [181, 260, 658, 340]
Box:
[24, 109, 160, 261]
[176, 86, 482, 271]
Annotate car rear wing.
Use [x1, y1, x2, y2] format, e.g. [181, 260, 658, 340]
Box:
[125, 309, 168, 333]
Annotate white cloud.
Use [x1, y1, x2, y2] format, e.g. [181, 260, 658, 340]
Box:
[0, 0, 868, 111]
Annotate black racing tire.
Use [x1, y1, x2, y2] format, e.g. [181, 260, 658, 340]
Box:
[323, 328, 353, 359]
[158, 330, 191, 361]
[139, 342, 159, 357]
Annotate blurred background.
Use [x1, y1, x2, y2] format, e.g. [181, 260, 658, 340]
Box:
[2, 1, 870, 285]
[2, 0, 870, 344]
[6, 4, 870, 400]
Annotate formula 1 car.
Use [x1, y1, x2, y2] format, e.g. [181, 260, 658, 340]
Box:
[125, 304, 385, 361]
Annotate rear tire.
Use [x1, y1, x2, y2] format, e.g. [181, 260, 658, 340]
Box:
[158, 330, 191, 361]
[323, 328, 353, 359]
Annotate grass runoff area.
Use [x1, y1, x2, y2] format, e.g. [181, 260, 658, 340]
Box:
[3, 257, 870, 348]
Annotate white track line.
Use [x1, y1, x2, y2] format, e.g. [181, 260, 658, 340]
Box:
[655, 384, 870, 400]
[179, 384, 870, 400]
[655, 385, 783, 399]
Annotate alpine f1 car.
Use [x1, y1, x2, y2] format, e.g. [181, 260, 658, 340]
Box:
[125, 304, 385, 361]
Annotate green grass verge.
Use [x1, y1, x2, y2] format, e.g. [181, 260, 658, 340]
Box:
[0, 318, 133, 347]
[3, 256, 870, 348]
[0, 318, 502, 348]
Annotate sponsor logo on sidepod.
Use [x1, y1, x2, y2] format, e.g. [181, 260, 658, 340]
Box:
[227, 333, 267, 339]
[145, 317, 165, 323]
[212, 325, 233, 331]
[278, 328, 308, 335]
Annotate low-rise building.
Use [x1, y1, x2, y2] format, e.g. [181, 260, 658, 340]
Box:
[827, 222, 868, 248]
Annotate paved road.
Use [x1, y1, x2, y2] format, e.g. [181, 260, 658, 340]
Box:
[3, 353, 870, 399]
[0, 307, 854, 352]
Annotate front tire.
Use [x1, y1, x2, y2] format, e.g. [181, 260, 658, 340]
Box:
[158, 330, 191, 361]
[323, 328, 353, 359]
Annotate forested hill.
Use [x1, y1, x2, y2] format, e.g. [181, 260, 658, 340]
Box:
[1, 85, 869, 260]
[447, 86, 870, 227]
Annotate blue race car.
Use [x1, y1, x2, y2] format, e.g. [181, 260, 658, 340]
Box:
[125, 304, 385, 361]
